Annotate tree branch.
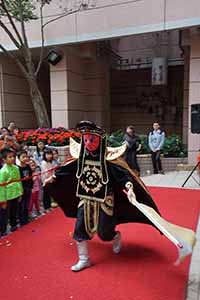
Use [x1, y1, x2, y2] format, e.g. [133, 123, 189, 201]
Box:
[0, 43, 28, 77]
[17, 0, 29, 48]
[0, 0, 24, 46]
[0, 18, 22, 50]
[38, 5, 88, 75]
[17, 0, 37, 77]
[35, 2, 45, 76]
[43, 7, 81, 29]
[42, 1, 98, 29]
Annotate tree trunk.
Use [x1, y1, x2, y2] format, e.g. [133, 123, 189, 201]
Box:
[19, 47, 50, 128]
[28, 77, 50, 128]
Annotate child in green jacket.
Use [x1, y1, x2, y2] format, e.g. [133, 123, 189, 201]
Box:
[0, 148, 23, 237]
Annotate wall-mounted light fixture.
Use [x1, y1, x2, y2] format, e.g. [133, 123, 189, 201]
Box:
[47, 50, 62, 66]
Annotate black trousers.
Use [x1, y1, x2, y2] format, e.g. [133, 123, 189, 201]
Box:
[18, 189, 31, 226]
[0, 198, 19, 234]
[73, 205, 117, 242]
[0, 207, 8, 235]
[151, 150, 163, 174]
[42, 186, 51, 210]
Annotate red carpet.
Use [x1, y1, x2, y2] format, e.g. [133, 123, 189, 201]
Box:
[0, 187, 199, 300]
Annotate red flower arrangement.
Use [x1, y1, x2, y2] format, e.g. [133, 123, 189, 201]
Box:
[16, 127, 81, 146]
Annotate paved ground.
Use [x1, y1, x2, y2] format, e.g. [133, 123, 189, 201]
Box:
[141, 170, 200, 190]
[142, 171, 200, 300]
[1, 170, 199, 299]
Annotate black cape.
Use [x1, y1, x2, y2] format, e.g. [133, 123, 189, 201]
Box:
[48, 158, 160, 227]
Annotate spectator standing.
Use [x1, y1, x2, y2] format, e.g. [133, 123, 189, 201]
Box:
[0, 148, 23, 236]
[123, 125, 141, 174]
[33, 140, 46, 167]
[29, 160, 41, 218]
[0, 135, 5, 152]
[4, 135, 20, 151]
[12, 126, 20, 136]
[0, 135, 5, 169]
[17, 150, 33, 225]
[41, 149, 54, 212]
[148, 122, 165, 174]
[21, 143, 33, 159]
[52, 149, 61, 166]
[1, 127, 10, 137]
[0, 126, 20, 151]
[51, 149, 60, 208]
[8, 122, 16, 134]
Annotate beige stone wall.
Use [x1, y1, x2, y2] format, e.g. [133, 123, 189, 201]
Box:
[0, 55, 51, 130]
[137, 155, 188, 175]
[188, 32, 200, 164]
[50, 44, 110, 130]
[114, 30, 181, 63]
[1, 1, 200, 50]
[0, 54, 36, 130]
[83, 58, 110, 130]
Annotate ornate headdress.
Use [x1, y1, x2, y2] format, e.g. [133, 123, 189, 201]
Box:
[76, 120, 106, 137]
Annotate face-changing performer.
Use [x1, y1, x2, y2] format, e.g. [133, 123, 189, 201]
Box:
[45, 121, 196, 272]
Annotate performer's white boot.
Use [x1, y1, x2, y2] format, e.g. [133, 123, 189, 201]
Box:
[113, 231, 121, 254]
[71, 241, 91, 272]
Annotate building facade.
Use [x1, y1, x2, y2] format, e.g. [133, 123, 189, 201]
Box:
[0, 0, 200, 164]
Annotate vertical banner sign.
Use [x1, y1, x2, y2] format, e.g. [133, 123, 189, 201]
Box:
[152, 57, 168, 85]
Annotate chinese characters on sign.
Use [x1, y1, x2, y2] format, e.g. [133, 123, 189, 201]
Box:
[152, 57, 168, 86]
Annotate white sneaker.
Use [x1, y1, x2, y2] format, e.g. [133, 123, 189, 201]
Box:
[71, 259, 91, 272]
[113, 231, 121, 254]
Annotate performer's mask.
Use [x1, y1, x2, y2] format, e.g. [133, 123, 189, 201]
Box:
[83, 134, 100, 152]
[76, 121, 108, 184]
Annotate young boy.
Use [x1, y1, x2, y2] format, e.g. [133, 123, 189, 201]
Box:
[17, 150, 33, 226]
[0, 148, 23, 237]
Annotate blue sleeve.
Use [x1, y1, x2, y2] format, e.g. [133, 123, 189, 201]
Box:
[148, 133, 153, 151]
[157, 132, 165, 149]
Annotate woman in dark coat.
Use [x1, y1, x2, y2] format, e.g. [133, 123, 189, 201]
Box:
[123, 125, 141, 174]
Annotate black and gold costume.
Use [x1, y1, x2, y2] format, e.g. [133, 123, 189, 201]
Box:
[48, 121, 159, 242]
[48, 121, 196, 269]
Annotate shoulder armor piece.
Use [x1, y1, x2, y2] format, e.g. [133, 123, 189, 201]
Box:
[69, 137, 81, 159]
[69, 137, 127, 160]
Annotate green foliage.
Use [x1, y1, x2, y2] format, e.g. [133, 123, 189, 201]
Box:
[137, 134, 151, 154]
[163, 134, 187, 157]
[107, 130, 124, 147]
[0, 0, 51, 22]
[107, 130, 187, 157]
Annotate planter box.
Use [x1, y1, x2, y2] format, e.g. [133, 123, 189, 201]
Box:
[28, 145, 71, 163]
[28, 146, 188, 174]
[53, 146, 70, 162]
[137, 154, 188, 175]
